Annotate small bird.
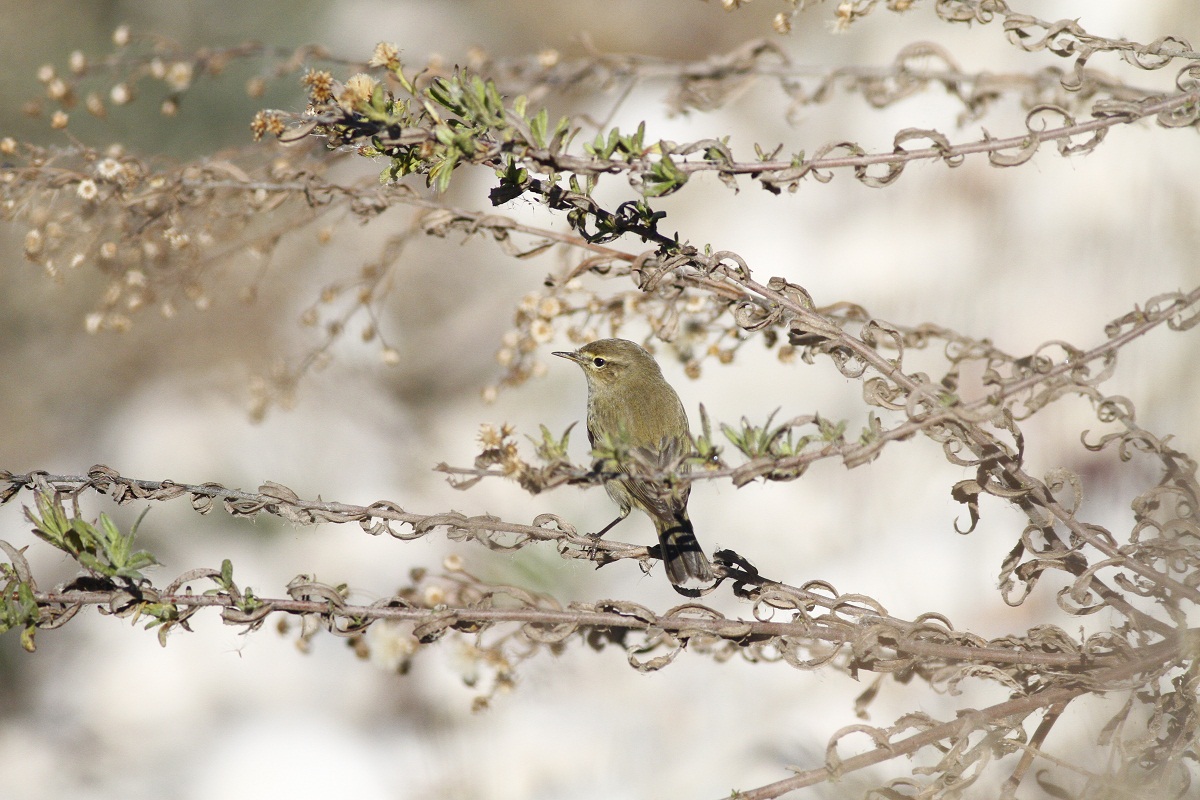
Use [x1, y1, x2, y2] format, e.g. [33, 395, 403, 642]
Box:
[553, 338, 714, 590]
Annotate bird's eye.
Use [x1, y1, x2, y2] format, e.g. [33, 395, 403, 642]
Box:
[592, 357, 606, 367]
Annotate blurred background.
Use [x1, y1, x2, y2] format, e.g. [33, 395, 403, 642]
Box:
[1, 1, 1198, 797]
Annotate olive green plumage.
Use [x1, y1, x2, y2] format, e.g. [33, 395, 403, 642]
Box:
[553, 338, 714, 590]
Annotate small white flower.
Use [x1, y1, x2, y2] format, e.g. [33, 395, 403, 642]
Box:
[97, 158, 123, 180]
[366, 621, 417, 673]
[47, 78, 69, 100]
[86, 93, 106, 117]
[518, 292, 540, 314]
[530, 318, 554, 343]
[164, 227, 190, 250]
[110, 83, 133, 105]
[337, 73, 379, 112]
[368, 42, 400, 69]
[23, 229, 43, 256]
[536, 296, 562, 319]
[165, 61, 193, 92]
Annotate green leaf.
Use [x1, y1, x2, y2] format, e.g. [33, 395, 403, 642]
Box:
[22, 490, 159, 582]
[816, 415, 847, 442]
[429, 152, 459, 192]
[16, 581, 38, 620]
[239, 588, 262, 613]
[26, 491, 71, 550]
[529, 108, 549, 147]
[643, 154, 688, 198]
[692, 404, 723, 466]
[77, 552, 106, 574]
[601, 127, 621, 158]
[427, 77, 457, 113]
[548, 116, 573, 153]
[392, 63, 415, 95]
[99, 513, 126, 562]
[528, 422, 575, 462]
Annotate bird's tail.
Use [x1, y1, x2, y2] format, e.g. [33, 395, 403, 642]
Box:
[656, 510, 714, 590]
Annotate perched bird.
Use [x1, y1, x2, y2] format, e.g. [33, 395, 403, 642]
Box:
[553, 338, 714, 590]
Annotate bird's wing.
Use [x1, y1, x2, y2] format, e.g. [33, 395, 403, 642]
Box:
[620, 434, 691, 517]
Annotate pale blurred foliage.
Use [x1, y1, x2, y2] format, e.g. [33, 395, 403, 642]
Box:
[1, 2, 1199, 799]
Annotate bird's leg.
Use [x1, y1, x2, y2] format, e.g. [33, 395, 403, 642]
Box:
[590, 508, 629, 539]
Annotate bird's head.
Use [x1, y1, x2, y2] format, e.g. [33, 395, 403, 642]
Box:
[552, 338, 662, 391]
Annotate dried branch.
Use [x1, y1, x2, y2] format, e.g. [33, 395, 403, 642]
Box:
[729, 632, 1193, 800]
[2, 466, 1184, 679]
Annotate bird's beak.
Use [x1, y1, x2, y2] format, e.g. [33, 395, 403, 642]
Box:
[552, 350, 584, 364]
